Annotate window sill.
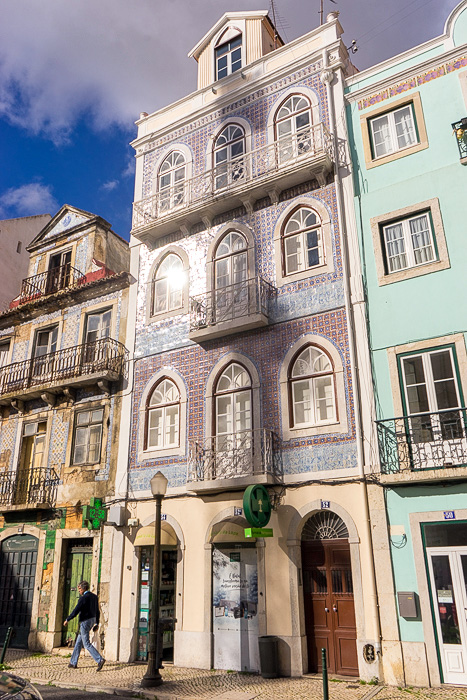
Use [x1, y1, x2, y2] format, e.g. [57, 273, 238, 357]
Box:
[282, 419, 348, 441]
[378, 257, 450, 286]
[139, 445, 185, 461]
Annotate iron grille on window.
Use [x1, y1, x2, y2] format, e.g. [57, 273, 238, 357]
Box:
[376, 408, 467, 473]
[189, 277, 273, 331]
[0, 467, 59, 507]
[0, 338, 127, 396]
[187, 428, 282, 483]
[19, 264, 85, 304]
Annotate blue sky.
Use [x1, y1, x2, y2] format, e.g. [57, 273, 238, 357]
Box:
[0, 0, 456, 240]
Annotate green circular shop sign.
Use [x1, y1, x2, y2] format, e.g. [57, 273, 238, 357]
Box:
[243, 485, 271, 527]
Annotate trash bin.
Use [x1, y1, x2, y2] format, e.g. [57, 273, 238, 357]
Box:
[258, 635, 279, 678]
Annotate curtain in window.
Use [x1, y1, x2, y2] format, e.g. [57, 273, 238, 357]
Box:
[384, 223, 407, 272]
[394, 106, 416, 149]
[410, 215, 434, 265]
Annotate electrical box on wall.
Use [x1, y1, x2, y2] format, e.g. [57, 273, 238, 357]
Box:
[397, 591, 419, 618]
[107, 505, 125, 527]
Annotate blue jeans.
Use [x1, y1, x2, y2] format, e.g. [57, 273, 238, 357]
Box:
[70, 617, 103, 666]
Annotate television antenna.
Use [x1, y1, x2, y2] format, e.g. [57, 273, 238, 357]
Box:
[319, 0, 337, 26]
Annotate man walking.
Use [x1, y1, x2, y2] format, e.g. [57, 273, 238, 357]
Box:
[63, 580, 105, 671]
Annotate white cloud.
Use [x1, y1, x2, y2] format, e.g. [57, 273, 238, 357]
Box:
[0, 183, 58, 218]
[101, 180, 119, 193]
[0, 0, 455, 143]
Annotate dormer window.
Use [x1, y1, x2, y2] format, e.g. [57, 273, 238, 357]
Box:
[215, 28, 242, 80]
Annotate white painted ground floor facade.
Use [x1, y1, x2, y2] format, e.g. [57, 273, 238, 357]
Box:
[106, 481, 382, 681]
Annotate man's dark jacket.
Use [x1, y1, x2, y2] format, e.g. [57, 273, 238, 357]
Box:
[66, 590, 100, 624]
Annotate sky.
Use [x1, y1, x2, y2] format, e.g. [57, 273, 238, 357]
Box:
[0, 0, 457, 240]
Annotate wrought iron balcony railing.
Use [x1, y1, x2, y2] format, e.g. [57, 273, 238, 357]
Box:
[376, 408, 467, 474]
[0, 467, 59, 507]
[19, 264, 85, 304]
[452, 118, 467, 162]
[187, 428, 282, 484]
[132, 123, 333, 235]
[189, 277, 274, 333]
[0, 338, 127, 398]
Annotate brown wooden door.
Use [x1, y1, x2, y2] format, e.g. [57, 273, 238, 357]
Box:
[302, 539, 358, 676]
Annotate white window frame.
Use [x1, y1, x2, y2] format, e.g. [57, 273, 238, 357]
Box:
[282, 207, 324, 276]
[213, 124, 246, 191]
[146, 378, 181, 451]
[72, 408, 104, 465]
[151, 253, 185, 317]
[370, 198, 450, 286]
[290, 346, 336, 428]
[157, 151, 186, 213]
[382, 211, 436, 274]
[369, 103, 417, 159]
[215, 363, 253, 442]
[215, 33, 242, 81]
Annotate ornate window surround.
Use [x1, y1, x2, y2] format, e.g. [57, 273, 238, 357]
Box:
[205, 352, 261, 441]
[273, 196, 334, 286]
[151, 143, 193, 195]
[146, 246, 190, 324]
[267, 85, 321, 146]
[206, 221, 256, 294]
[279, 334, 348, 440]
[138, 368, 187, 461]
[206, 117, 252, 173]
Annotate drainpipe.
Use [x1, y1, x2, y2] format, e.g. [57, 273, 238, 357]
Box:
[321, 46, 383, 665]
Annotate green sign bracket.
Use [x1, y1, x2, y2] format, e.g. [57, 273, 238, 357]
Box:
[243, 484, 271, 527]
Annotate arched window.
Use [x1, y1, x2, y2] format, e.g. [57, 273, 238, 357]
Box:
[290, 346, 335, 426]
[283, 207, 323, 275]
[215, 28, 242, 80]
[213, 231, 248, 321]
[146, 378, 180, 449]
[151, 253, 185, 316]
[215, 363, 252, 450]
[275, 95, 312, 163]
[214, 124, 246, 190]
[158, 151, 186, 212]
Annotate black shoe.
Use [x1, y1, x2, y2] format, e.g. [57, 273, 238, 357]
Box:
[68, 663, 77, 669]
[97, 659, 106, 672]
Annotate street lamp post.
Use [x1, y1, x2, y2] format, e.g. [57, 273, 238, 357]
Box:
[141, 471, 168, 688]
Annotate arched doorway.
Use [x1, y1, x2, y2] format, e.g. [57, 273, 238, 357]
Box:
[301, 511, 358, 676]
[0, 534, 39, 648]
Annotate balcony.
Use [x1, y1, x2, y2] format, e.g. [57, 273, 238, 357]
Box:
[132, 123, 334, 242]
[187, 428, 282, 493]
[189, 277, 274, 342]
[0, 467, 59, 511]
[18, 264, 85, 305]
[452, 118, 467, 164]
[0, 338, 127, 404]
[376, 409, 467, 482]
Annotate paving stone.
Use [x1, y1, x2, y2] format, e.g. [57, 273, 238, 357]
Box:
[5, 652, 467, 700]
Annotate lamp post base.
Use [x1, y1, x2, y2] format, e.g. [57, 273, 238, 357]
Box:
[140, 671, 163, 688]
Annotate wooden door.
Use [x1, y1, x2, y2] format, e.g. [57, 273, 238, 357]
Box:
[62, 544, 93, 645]
[302, 539, 358, 676]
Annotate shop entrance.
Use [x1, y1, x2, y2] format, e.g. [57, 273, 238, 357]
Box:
[0, 534, 39, 648]
[425, 521, 467, 685]
[212, 544, 259, 672]
[62, 540, 93, 646]
[301, 512, 358, 676]
[137, 545, 177, 662]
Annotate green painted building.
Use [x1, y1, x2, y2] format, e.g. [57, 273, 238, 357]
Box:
[345, 0, 467, 688]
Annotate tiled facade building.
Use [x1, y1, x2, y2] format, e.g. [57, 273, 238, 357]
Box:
[0, 206, 129, 652]
[109, 11, 381, 680]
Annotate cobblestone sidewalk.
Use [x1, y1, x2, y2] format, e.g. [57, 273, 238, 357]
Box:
[3, 651, 467, 700]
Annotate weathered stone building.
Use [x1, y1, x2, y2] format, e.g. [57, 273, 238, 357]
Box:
[0, 205, 129, 651]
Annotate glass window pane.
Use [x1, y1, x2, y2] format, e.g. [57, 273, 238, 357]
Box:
[431, 555, 461, 645]
[293, 380, 311, 425]
[371, 114, 392, 157]
[92, 409, 104, 423]
[394, 106, 416, 149]
[435, 380, 459, 411]
[285, 234, 302, 274]
[77, 411, 90, 426]
[148, 408, 162, 447]
[315, 376, 334, 422]
[430, 351, 454, 382]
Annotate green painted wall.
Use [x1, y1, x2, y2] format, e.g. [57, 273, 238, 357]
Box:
[386, 484, 467, 642]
